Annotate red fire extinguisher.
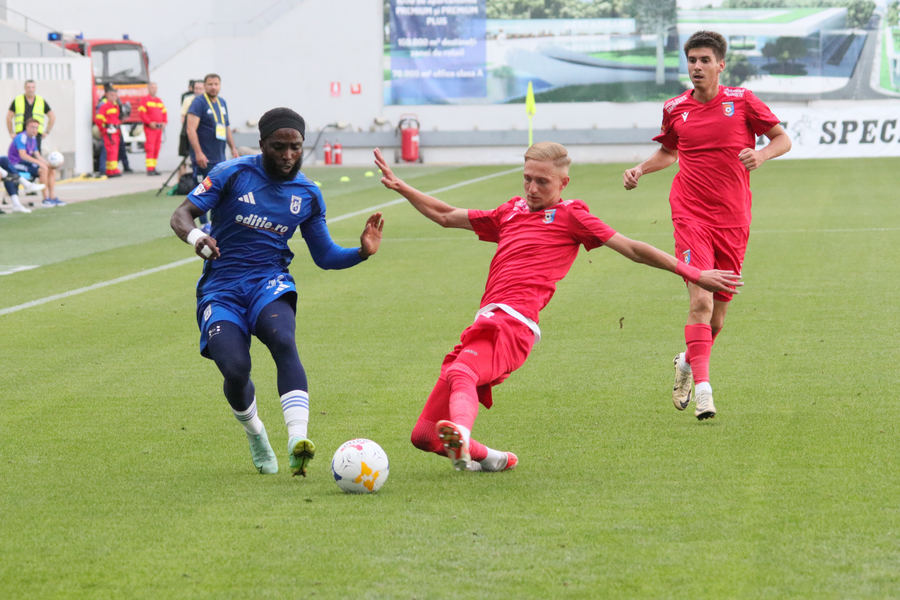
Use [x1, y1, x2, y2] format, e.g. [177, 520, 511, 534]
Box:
[333, 141, 343, 165]
[323, 140, 332, 165]
[397, 115, 420, 163]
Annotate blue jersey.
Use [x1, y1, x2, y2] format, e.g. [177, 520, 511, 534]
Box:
[188, 155, 363, 294]
[187, 93, 230, 165]
[7, 132, 36, 166]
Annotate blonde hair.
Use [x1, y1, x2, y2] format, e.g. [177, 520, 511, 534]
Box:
[524, 142, 572, 169]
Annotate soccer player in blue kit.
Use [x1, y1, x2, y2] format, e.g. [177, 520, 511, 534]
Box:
[170, 108, 384, 476]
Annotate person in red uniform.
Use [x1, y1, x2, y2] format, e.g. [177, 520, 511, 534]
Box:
[94, 86, 121, 177]
[623, 30, 791, 420]
[374, 143, 742, 473]
[138, 82, 167, 175]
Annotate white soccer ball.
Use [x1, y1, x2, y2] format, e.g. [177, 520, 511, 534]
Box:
[47, 151, 64, 168]
[331, 438, 389, 493]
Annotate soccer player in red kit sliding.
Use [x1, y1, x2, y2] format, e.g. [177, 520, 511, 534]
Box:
[374, 143, 742, 472]
[623, 30, 791, 420]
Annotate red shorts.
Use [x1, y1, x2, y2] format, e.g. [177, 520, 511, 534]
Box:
[439, 310, 536, 408]
[674, 219, 748, 302]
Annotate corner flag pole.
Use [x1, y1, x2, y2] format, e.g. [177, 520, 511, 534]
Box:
[525, 81, 536, 147]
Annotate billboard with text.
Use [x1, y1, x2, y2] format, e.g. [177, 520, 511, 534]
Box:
[385, 0, 897, 105]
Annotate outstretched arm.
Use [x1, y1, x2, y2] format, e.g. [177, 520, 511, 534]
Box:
[603, 233, 743, 294]
[623, 145, 678, 190]
[374, 147, 472, 230]
[302, 212, 383, 269]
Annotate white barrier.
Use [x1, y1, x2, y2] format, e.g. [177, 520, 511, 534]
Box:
[0, 56, 93, 175]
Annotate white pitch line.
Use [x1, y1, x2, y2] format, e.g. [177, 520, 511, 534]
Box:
[0, 265, 39, 276]
[328, 166, 521, 223]
[0, 257, 199, 316]
[0, 167, 522, 317]
[752, 227, 900, 234]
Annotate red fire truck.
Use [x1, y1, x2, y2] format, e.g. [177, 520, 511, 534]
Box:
[49, 32, 150, 150]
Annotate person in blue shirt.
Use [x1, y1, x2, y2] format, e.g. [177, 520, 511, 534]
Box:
[0, 153, 44, 213]
[8, 118, 62, 206]
[170, 107, 384, 477]
[185, 74, 239, 231]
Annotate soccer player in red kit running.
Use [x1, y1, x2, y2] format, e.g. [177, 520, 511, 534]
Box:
[374, 143, 742, 472]
[623, 30, 791, 420]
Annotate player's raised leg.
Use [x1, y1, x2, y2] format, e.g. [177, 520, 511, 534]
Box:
[685, 322, 715, 420]
[439, 360, 481, 470]
[439, 339, 519, 472]
[412, 376, 516, 472]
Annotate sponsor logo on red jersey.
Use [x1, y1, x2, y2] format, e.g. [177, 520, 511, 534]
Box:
[664, 93, 690, 114]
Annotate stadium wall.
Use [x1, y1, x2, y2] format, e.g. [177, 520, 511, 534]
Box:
[0, 56, 93, 175]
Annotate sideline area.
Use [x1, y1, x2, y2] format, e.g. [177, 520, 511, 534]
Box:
[2, 167, 172, 212]
[39, 171, 167, 206]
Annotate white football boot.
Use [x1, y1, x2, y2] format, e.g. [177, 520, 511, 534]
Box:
[672, 352, 693, 410]
[694, 386, 716, 420]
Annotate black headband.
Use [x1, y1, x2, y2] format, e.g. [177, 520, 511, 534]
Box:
[258, 108, 306, 141]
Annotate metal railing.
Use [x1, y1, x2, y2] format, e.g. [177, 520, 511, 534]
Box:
[0, 57, 73, 80]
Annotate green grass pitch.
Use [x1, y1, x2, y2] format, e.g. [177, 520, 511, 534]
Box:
[0, 158, 897, 598]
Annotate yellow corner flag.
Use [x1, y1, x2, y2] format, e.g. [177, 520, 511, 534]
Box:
[525, 81, 536, 146]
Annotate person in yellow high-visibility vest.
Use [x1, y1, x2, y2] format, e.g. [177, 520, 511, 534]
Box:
[6, 80, 56, 153]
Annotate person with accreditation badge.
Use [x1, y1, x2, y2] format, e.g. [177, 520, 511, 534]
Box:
[186, 73, 239, 230]
[170, 107, 384, 477]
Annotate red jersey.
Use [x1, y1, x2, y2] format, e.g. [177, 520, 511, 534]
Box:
[653, 86, 780, 227]
[94, 98, 120, 128]
[138, 95, 168, 124]
[468, 197, 617, 324]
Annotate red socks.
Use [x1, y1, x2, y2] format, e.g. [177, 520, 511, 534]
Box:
[446, 363, 480, 433]
[446, 362, 487, 461]
[410, 341, 494, 463]
[684, 323, 712, 384]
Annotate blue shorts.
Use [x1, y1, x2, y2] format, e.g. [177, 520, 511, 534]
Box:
[13, 161, 39, 178]
[196, 270, 297, 357]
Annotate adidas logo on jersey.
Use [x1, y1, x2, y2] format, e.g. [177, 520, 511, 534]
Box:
[237, 191, 256, 205]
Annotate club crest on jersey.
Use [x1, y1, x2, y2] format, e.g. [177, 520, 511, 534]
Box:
[290, 195, 302, 214]
[722, 101, 735, 117]
[543, 209, 556, 223]
[682, 249, 691, 264]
